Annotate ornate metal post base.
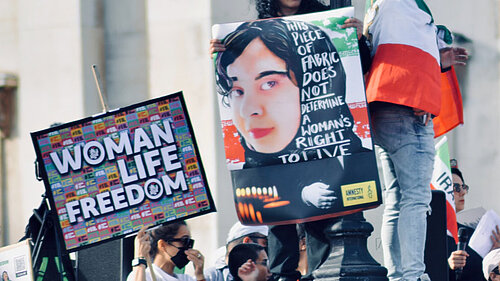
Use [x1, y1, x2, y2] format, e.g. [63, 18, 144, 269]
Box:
[313, 212, 388, 281]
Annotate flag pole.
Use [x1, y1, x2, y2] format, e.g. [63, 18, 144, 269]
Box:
[91, 65, 110, 113]
[146, 257, 158, 281]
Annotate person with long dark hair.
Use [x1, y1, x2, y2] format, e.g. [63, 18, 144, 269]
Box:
[127, 221, 206, 281]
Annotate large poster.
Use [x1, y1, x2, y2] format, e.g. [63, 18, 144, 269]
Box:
[0, 240, 34, 281]
[213, 7, 381, 225]
[31, 92, 215, 251]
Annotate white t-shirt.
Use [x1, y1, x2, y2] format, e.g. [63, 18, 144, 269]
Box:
[127, 264, 197, 281]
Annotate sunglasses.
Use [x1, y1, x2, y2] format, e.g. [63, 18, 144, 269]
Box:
[248, 235, 268, 243]
[493, 266, 500, 275]
[453, 183, 469, 193]
[255, 259, 269, 267]
[167, 237, 194, 249]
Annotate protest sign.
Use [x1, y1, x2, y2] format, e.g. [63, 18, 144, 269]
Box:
[0, 240, 34, 281]
[212, 7, 381, 225]
[31, 92, 215, 251]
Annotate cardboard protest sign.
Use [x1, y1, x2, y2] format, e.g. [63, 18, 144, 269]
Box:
[0, 240, 35, 281]
[212, 7, 381, 225]
[31, 92, 215, 251]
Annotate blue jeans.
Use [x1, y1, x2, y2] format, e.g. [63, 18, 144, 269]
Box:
[371, 103, 434, 281]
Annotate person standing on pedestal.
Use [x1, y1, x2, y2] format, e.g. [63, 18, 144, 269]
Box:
[364, 0, 468, 280]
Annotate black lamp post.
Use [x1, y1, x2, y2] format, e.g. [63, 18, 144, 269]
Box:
[313, 212, 388, 280]
[312, 2, 389, 280]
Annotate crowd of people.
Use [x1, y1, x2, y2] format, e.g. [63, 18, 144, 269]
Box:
[127, 215, 500, 281]
[127, 0, 498, 281]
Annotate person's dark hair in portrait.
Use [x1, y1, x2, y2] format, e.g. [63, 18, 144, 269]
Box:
[256, 0, 329, 19]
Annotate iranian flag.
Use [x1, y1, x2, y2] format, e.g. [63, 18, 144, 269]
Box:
[430, 136, 458, 242]
[433, 66, 464, 137]
[365, 0, 443, 116]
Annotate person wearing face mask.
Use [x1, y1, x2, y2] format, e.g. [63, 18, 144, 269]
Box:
[446, 161, 500, 281]
[127, 221, 206, 281]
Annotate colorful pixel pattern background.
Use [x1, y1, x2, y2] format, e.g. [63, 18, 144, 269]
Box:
[33, 95, 213, 251]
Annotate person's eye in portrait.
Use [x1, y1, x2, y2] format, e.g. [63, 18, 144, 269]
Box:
[226, 37, 301, 154]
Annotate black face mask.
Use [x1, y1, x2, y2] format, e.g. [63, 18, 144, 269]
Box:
[170, 247, 190, 269]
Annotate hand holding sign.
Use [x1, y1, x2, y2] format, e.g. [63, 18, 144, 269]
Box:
[135, 225, 152, 260]
[490, 225, 500, 251]
[340, 17, 363, 40]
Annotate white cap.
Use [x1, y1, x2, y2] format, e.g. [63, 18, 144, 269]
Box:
[226, 222, 268, 244]
[483, 248, 500, 280]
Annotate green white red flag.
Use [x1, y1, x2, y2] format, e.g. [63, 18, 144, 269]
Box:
[433, 66, 464, 137]
[430, 136, 458, 242]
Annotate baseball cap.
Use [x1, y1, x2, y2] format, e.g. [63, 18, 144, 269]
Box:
[226, 222, 268, 244]
[483, 248, 500, 280]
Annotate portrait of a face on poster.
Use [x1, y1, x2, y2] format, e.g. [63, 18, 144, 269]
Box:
[213, 7, 381, 225]
[31, 92, 215, 251]
[0, 240, 34, 281]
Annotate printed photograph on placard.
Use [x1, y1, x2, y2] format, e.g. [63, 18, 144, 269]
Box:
[0, 240, 35, 281]
[31, 92, 215, 251]
[212, 7, 381, 225]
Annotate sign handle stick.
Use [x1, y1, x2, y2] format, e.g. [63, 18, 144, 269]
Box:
[91, 64, 110, 112]
[146, 256, 158, 281]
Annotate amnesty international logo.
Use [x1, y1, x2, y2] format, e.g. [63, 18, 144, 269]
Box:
[341, 181, 377, 207]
